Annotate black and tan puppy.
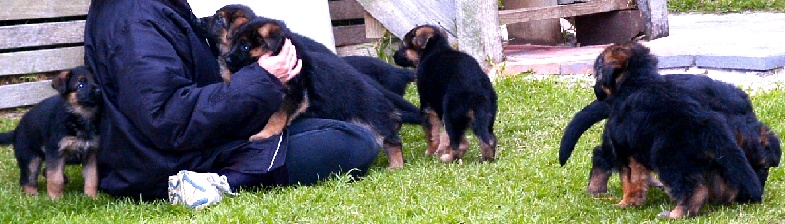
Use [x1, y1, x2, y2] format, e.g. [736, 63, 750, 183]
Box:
[197, 5, 420, 125]
[596, 42, 763, 218]
[560, 74, 781, 197]
[196, 4, 257, 82]
[223, 17, 407, 169]
[394, 25, 498, 163]
[0, 66, 102, 199]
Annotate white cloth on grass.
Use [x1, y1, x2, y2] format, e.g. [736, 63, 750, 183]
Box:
[168, 170, 236, 209]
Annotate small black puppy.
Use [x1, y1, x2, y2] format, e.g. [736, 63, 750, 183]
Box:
[394, 25, 498, 163]
[223, 17, 407, 170]
[0, 66, 102, 199]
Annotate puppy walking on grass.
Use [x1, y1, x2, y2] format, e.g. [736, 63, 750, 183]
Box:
[394, 25, 499, 163]
[0, 66, 102, 199]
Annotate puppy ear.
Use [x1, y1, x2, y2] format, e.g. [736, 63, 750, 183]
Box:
[413, 35, 431, 50]
[257, 22, 286, 54]
[51, 70, 72, 95]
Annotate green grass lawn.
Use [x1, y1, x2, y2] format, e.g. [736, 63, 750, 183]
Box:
[668, 0, 785, 13]
[1, 74, 784, 223]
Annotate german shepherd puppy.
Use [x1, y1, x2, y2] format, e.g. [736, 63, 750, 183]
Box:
[0, 66, 102, 199]
[596, 42, 763, 218]
[223, 17, 406, 169]
[560, 74, 781, 197]
[196, 4, 257, 82]
[197, 5, 420, 125]
[393, 25, 498, 163]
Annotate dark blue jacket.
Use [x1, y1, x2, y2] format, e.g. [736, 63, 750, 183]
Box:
[83, 0, 288, 199]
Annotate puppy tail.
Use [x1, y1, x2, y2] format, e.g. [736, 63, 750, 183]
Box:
[711, 130, 764, 203]
[377, 82, 420, 124]
[0, 130, 14, 145]
[559, 100, 611, 166]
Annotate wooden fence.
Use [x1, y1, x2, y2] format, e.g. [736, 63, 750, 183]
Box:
[0, 0, 378, 110]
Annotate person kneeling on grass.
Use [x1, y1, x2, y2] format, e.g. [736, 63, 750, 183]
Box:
[83, 0, 379, 209]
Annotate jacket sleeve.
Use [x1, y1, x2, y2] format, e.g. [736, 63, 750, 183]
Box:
[109, 20, 284, 151]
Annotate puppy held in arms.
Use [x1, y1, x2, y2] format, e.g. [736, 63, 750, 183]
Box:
[196, 4, 257, 82]
[393, 24, 499, 163]
[0, 66, 102, 199]
[223, 17, 407, 169]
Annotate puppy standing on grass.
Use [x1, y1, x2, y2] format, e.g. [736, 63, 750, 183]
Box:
[559, 73, 781, 197]
[223, 17, 407, 169]
[394, 25, 498, 163]
[596, 42, 763, 218]
[0, 66, 102, 199]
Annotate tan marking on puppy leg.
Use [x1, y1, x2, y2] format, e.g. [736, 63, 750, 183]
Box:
[23, 185, 38, 196]
[662, 184, 708, 219]
[708, 173, 737, 204]
[46, 160, 66, 200]
[424, 110, 442, 156]
[617, 158, 648, 207]
[25, 156, 42, 189]
[587, 167, 612, 196]
[82, 150, 98, 198]
[456, 135, 469, 160]
[479, 136, 496, 162]
[437, 131, 456, 162]
[384, 143, 405, 170]
[250, 110, 289, 141]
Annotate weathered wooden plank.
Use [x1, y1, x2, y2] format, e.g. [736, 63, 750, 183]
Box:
[456, 0, 503, 75]
[0, 47, 84, 76]
[2, 0, 90, 20]
[0, 80, 57, 109]
[637, 0, 670, 39]
[333, 24, 376, 47]
[355, 0, 458, 42]
[502, 0, 562, 45]
[0, 21, 85, 50]
[363, 12, 385, 39]
[498, 0, 635, 25]
[329, 0, 365, 21]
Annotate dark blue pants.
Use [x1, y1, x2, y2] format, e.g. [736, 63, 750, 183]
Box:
[220, 118, 379, 190]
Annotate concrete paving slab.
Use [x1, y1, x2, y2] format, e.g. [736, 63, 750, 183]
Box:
[501, 12, 785, 76]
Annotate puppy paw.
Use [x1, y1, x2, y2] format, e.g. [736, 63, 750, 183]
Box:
[23, 185, 38, 196]
[657, 210, 679, 219]
[439, 153, 455, 163]
[615, 200, 641, 208]
[386, 164, 404, 171]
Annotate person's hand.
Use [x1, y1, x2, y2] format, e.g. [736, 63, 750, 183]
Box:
[258, 38, 302, 84]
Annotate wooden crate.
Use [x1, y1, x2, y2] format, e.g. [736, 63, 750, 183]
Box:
[328, 0, 377, 47]
[0, 0, 89, 110]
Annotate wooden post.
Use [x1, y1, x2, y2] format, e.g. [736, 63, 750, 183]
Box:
[456, 0, 504, 76]
[501, 0, 562, 45]
[637, 0, 670, 39]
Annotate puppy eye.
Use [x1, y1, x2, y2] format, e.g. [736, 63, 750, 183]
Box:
[242, 45, 250, 51]
[77, 83, 86, 89]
